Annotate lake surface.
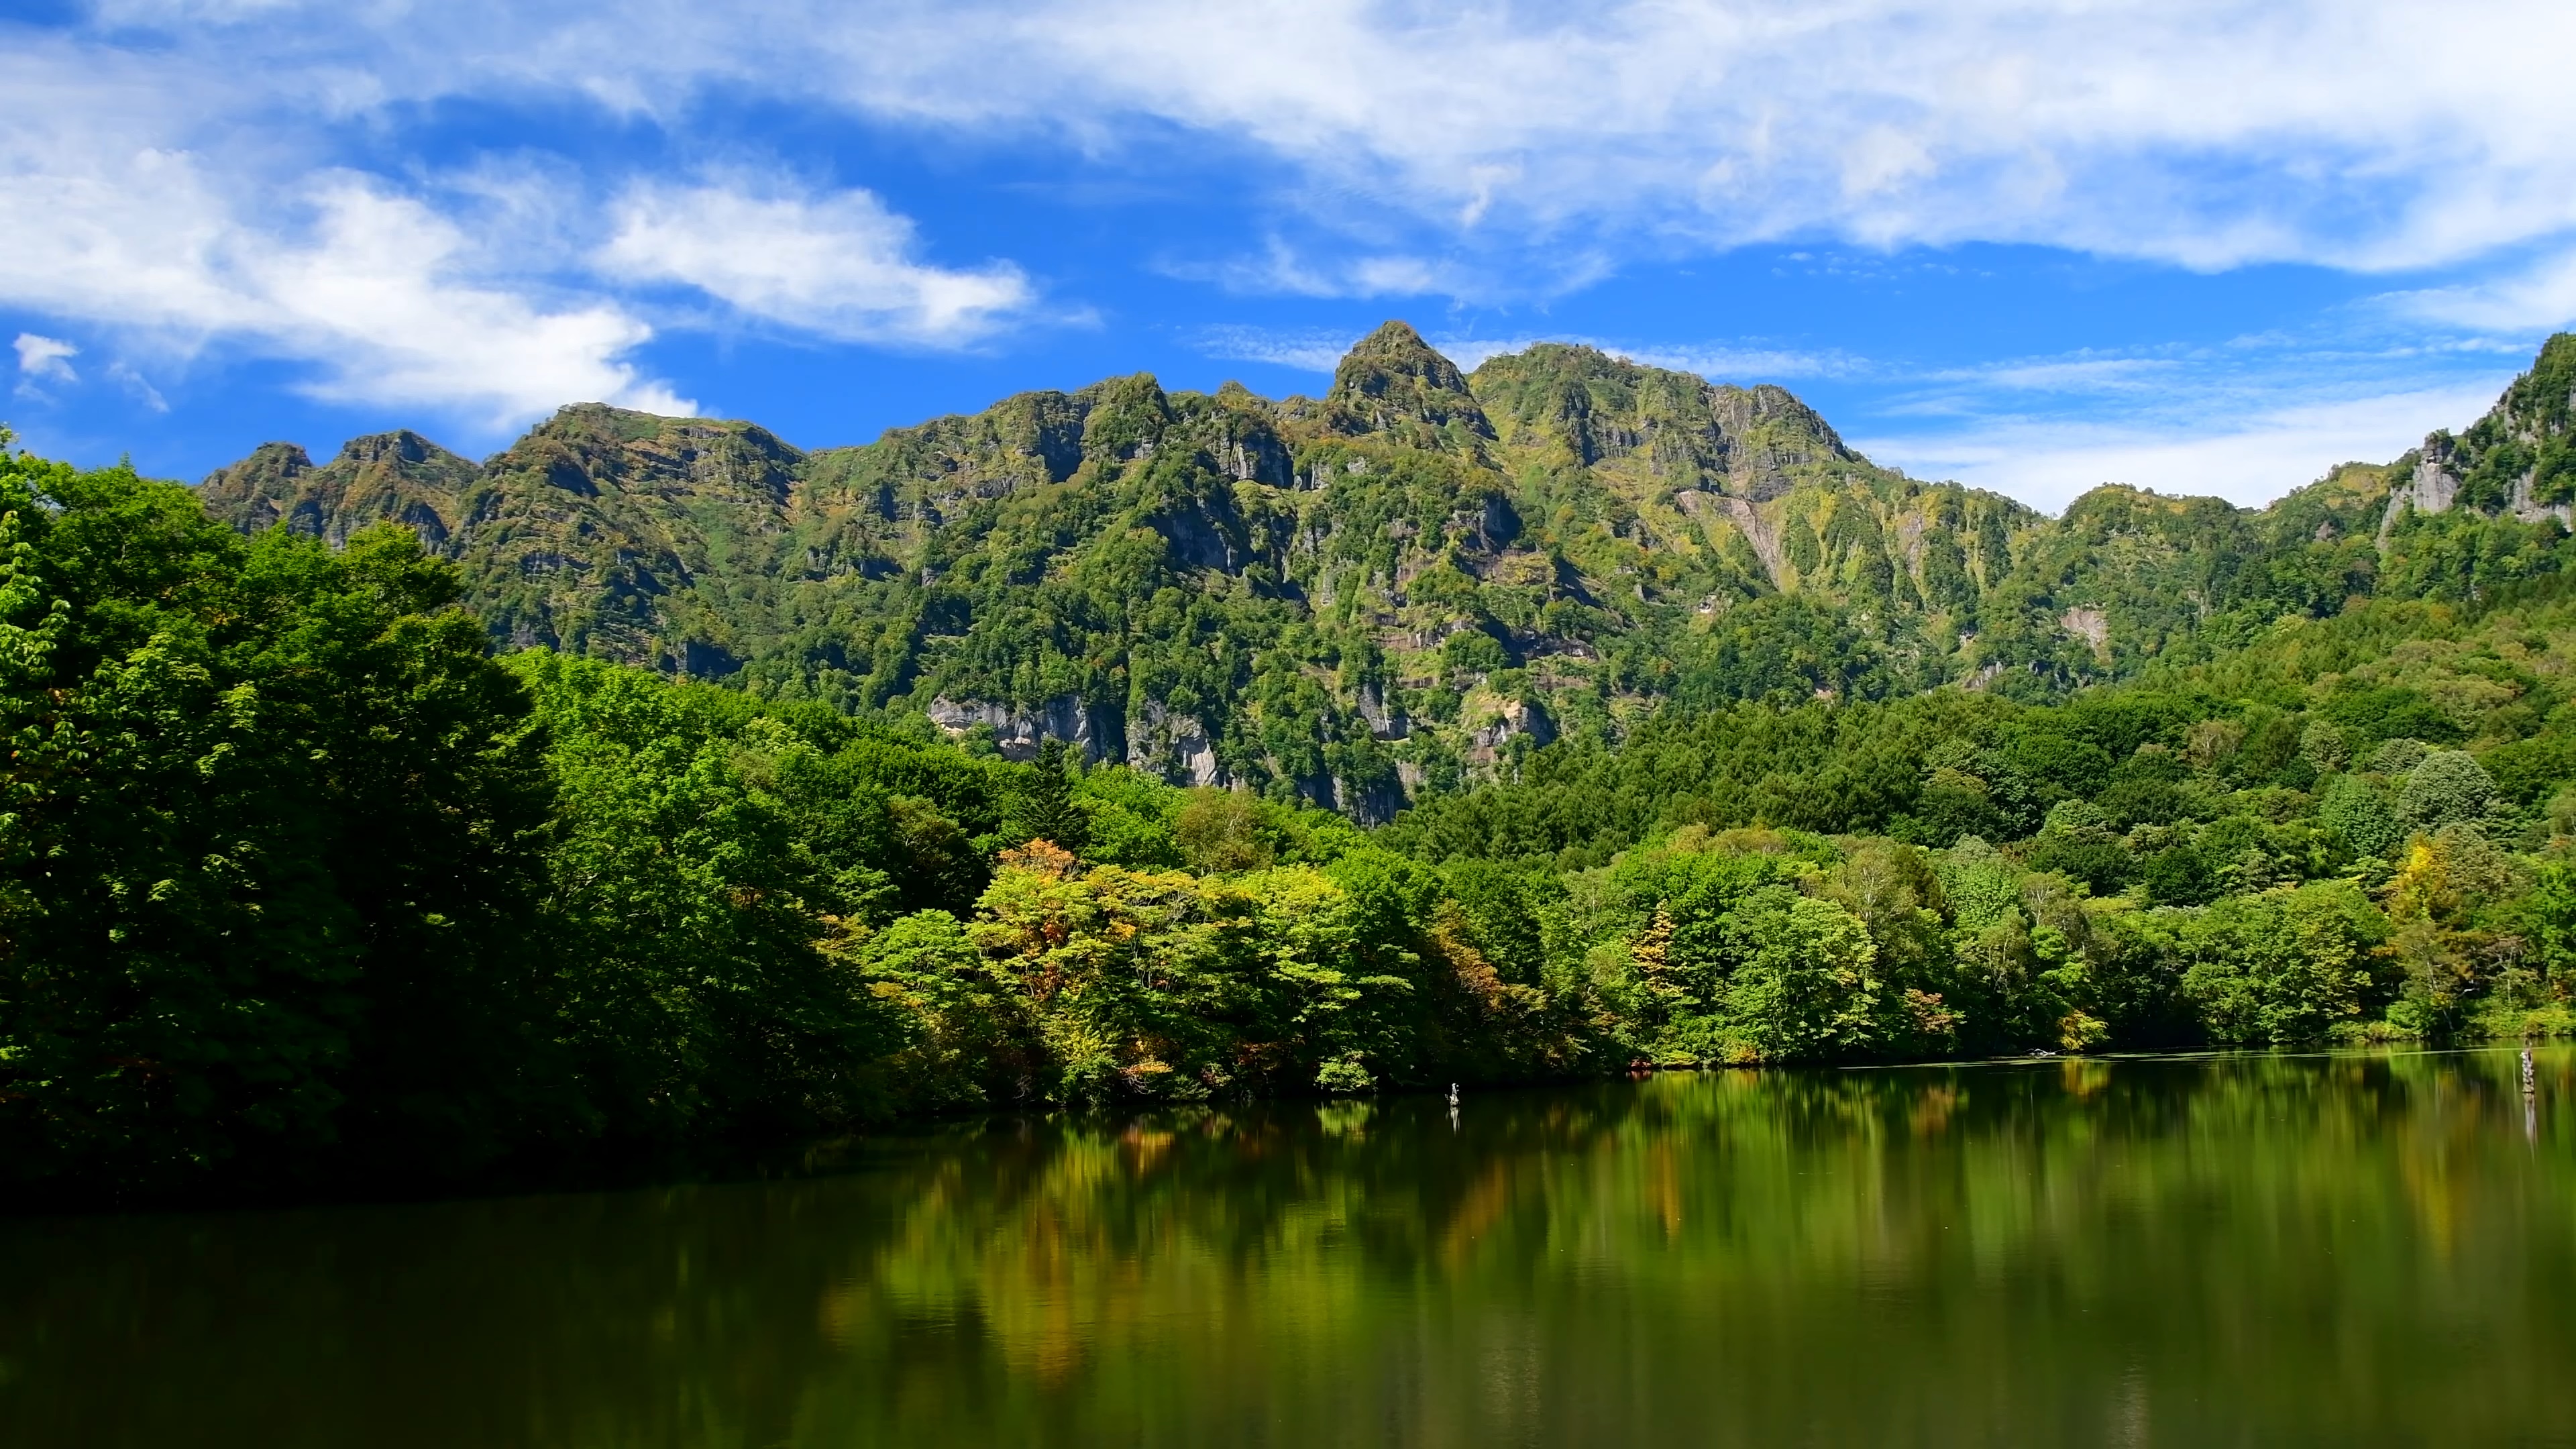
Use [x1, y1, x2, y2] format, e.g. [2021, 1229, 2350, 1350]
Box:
[5, 1048, 2572, 1448]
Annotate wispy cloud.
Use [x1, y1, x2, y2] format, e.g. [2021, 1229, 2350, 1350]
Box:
[1167, 239, 1579, 305]
[2379, 247, 2576, 332]
[804, 0, 2576, 279]
[105, 360, 167, 413]
[1953, 356, 2180, 394]
[1593, 342, 1860, 382]
[1193, 325, 1362, 374]
[1430, 335, 1860, 380]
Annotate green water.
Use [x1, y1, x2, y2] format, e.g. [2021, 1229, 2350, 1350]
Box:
[5, 1049, 2573, 1447]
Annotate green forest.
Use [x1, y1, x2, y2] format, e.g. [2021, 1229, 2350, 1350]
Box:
[7, 328, 2576, 1203]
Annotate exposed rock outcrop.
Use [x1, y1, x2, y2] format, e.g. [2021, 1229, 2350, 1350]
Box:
[926, 694, 1114, 764]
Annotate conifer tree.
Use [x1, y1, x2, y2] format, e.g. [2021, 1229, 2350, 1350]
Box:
[1009, 739, 1091, 851]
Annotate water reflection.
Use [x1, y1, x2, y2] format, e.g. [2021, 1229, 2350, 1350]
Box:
[3, 1048, 2571, 1448]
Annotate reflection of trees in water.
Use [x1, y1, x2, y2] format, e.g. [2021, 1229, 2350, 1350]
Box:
[1, 1050, 2570, 1448]
[818, 1051, 2576, 1444]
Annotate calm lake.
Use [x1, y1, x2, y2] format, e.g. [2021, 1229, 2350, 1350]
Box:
[5, 1048, 2571, 1447]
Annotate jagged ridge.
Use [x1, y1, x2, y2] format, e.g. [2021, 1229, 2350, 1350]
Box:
[196, 323, 2576, 820]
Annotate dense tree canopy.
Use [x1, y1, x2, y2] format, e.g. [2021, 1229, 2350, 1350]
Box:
[0, 444, 553, 1192]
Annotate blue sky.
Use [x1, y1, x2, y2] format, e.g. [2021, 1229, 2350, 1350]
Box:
[6, 1, 2575, 512]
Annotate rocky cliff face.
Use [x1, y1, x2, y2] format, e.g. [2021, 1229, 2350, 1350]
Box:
[2381, 333, 2576, 537]
[197, 323, 2576, 819]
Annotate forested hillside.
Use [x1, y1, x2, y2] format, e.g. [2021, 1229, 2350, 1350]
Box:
[5, 332, 2575, 1203]
[201, 327, 2576, 822]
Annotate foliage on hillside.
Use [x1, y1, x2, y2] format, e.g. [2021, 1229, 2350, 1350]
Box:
[1394, 574, 2576, 1045]
[13, 437, 2576, 1203]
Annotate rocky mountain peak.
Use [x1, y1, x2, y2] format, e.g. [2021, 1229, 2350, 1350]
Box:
[332, 429, 458, 470]
[1328, 320, 1494, 442]
[199, 432, 475, 549]
[195, 443, 317, 534]
[209, 440, 315, 484]
[1075, 373, 1176, 465]
[1466, 342, 1860, 502]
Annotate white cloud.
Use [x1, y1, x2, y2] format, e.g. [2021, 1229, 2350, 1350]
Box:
[16, 0, 2576, 435]
[598, 176, 1034, 347]
[1418, 338, 1516, 373]
[1428, 335, 1857, 380]
[253, 179, 694, 423]
[13, 334, 78, 384]
[1601, 342, 1858, 383]
[0, 33, 1034, 429]
[63, 0, 2576, 292]
[422, 0, 2576, 276]
[1858, 384, 2508, 513]
[0, 75, 695, 429]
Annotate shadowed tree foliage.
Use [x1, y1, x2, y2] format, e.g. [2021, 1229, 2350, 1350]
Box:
[0, 443, 555, 1195]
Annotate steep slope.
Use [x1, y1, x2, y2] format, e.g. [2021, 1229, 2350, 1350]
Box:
[1466, 342, 2037, 680]
[197, 324, 2576, 820]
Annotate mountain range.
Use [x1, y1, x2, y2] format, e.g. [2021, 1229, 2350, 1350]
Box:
[197, 323, 2576, 822]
